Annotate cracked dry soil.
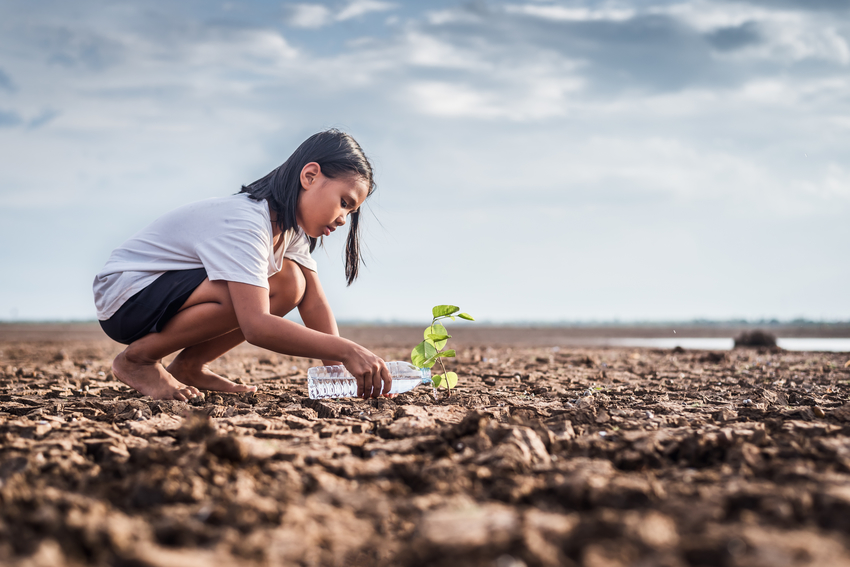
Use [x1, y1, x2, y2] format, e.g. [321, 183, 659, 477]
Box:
[2, 340, 850, 567]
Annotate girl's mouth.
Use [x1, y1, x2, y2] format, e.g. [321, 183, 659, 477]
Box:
[323, 226, 334, 237]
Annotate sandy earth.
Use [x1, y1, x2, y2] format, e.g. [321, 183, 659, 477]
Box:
[2, 327, 850, 566]
[4, 322, 850, 345]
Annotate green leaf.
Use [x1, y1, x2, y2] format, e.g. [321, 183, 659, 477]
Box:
[424, 324, 448, 350]
[458, 313, 475, 321]
[432, 305, 460, 318]
[432, 372, 459, 388]
[423, 351, 443, 368]
[444, 372, 459, 389]
[411, 341, 437, 368]
[426, 333, 451, 342]
[422, 349, 457, 368]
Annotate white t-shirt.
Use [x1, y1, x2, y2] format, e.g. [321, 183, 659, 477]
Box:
[93, 194, 317, 320]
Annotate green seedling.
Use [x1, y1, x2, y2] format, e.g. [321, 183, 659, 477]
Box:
[411, 304, 474, 394]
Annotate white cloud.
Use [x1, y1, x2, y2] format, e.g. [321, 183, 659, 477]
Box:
[408, 81, 500, 118]
[426, 8, 484, 26]
[289, 4, 332, 28]
[506, 1, 850, 67]
[738, 78, 790, 104]
[184, 29, 299, 71]
[404, 32, 488, 69]
[658, 1, 781, 31]
[805, 164, 850, 201]
[660, 0, 850, 64]
[504, 3, 635, 22]
[734, 74, 850, 110]
[290, 0, 394, 28]
[777, 25, 850, 64]
[337, 0, 395, 21]
[407, 70, 584, 121]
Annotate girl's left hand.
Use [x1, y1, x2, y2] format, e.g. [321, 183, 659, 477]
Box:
[341, 343, 392, 399]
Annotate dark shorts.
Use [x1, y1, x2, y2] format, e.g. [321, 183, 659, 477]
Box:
[99, 268, 208, 345]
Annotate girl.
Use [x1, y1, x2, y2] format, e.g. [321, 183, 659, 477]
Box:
[93, 129, 391, 401]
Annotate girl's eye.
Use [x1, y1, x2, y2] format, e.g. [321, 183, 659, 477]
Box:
[341, 199, 349, 208]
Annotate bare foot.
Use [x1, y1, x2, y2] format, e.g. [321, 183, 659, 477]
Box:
[113, 350, 202, 401]
[167, 354, 257, 394]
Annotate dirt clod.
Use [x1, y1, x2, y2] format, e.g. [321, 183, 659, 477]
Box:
[2, 338, 850, 566]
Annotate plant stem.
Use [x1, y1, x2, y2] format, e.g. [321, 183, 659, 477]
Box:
[437, 356, 451, 397]
[432, 315, 453, 396]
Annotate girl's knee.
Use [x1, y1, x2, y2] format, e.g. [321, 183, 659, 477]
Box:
[269, 260, 306, 315]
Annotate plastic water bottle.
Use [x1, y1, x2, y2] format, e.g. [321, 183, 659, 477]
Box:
[307, 361, 432, 399]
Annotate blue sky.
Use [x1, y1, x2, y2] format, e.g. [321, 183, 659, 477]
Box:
[1, 0, 848, 322]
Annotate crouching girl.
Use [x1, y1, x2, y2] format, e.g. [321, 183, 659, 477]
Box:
[93, 129, 391, 401]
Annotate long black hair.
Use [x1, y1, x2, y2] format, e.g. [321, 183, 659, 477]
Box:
[240, 129, 375, 285]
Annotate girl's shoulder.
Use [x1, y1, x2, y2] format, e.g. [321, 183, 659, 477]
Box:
[154, 194, 271, 238]
[187, 193, 262, 211]
[177, 193, 268, 222]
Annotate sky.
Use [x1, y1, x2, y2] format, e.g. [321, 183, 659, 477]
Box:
[0, 0, 848, 323]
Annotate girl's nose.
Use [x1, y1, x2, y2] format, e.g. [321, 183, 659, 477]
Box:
[336, 213, 346, 226]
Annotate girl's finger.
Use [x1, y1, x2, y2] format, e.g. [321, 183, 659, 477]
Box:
[362, 370, 373, 398]
[375, 370, 384, 399]
[365, 369, 380, 398]
[381, 362, 392, 396]
[356, 374, 365, 398]
[365, 370, 374, 399]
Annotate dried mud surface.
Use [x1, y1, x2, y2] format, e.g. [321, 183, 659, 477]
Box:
[3, 338, 850, 567]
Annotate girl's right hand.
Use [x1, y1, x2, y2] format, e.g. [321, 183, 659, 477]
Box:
[342, 345, 391, 399]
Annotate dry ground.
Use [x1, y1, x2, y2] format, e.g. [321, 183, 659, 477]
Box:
[2, 330, 850, 566]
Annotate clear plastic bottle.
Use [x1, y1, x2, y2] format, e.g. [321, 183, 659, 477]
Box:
[307, 361, 432, 399]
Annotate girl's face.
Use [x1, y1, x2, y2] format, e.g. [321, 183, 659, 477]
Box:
[296, 162, 369, 239]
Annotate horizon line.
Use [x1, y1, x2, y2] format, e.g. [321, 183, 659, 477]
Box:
[2, 318, 849, 327]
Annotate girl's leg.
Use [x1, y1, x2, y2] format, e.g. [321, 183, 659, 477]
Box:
[166, 261, 306, 391]
[112, 260, 306, 400]
[165, 329, 250, 393]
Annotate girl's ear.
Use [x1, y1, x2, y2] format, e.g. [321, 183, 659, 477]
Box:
[300, 162, 321, 190]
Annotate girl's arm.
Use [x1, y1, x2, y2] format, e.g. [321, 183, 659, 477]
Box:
[296, 266, 341, 366]
[227, 280, 390, 398]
